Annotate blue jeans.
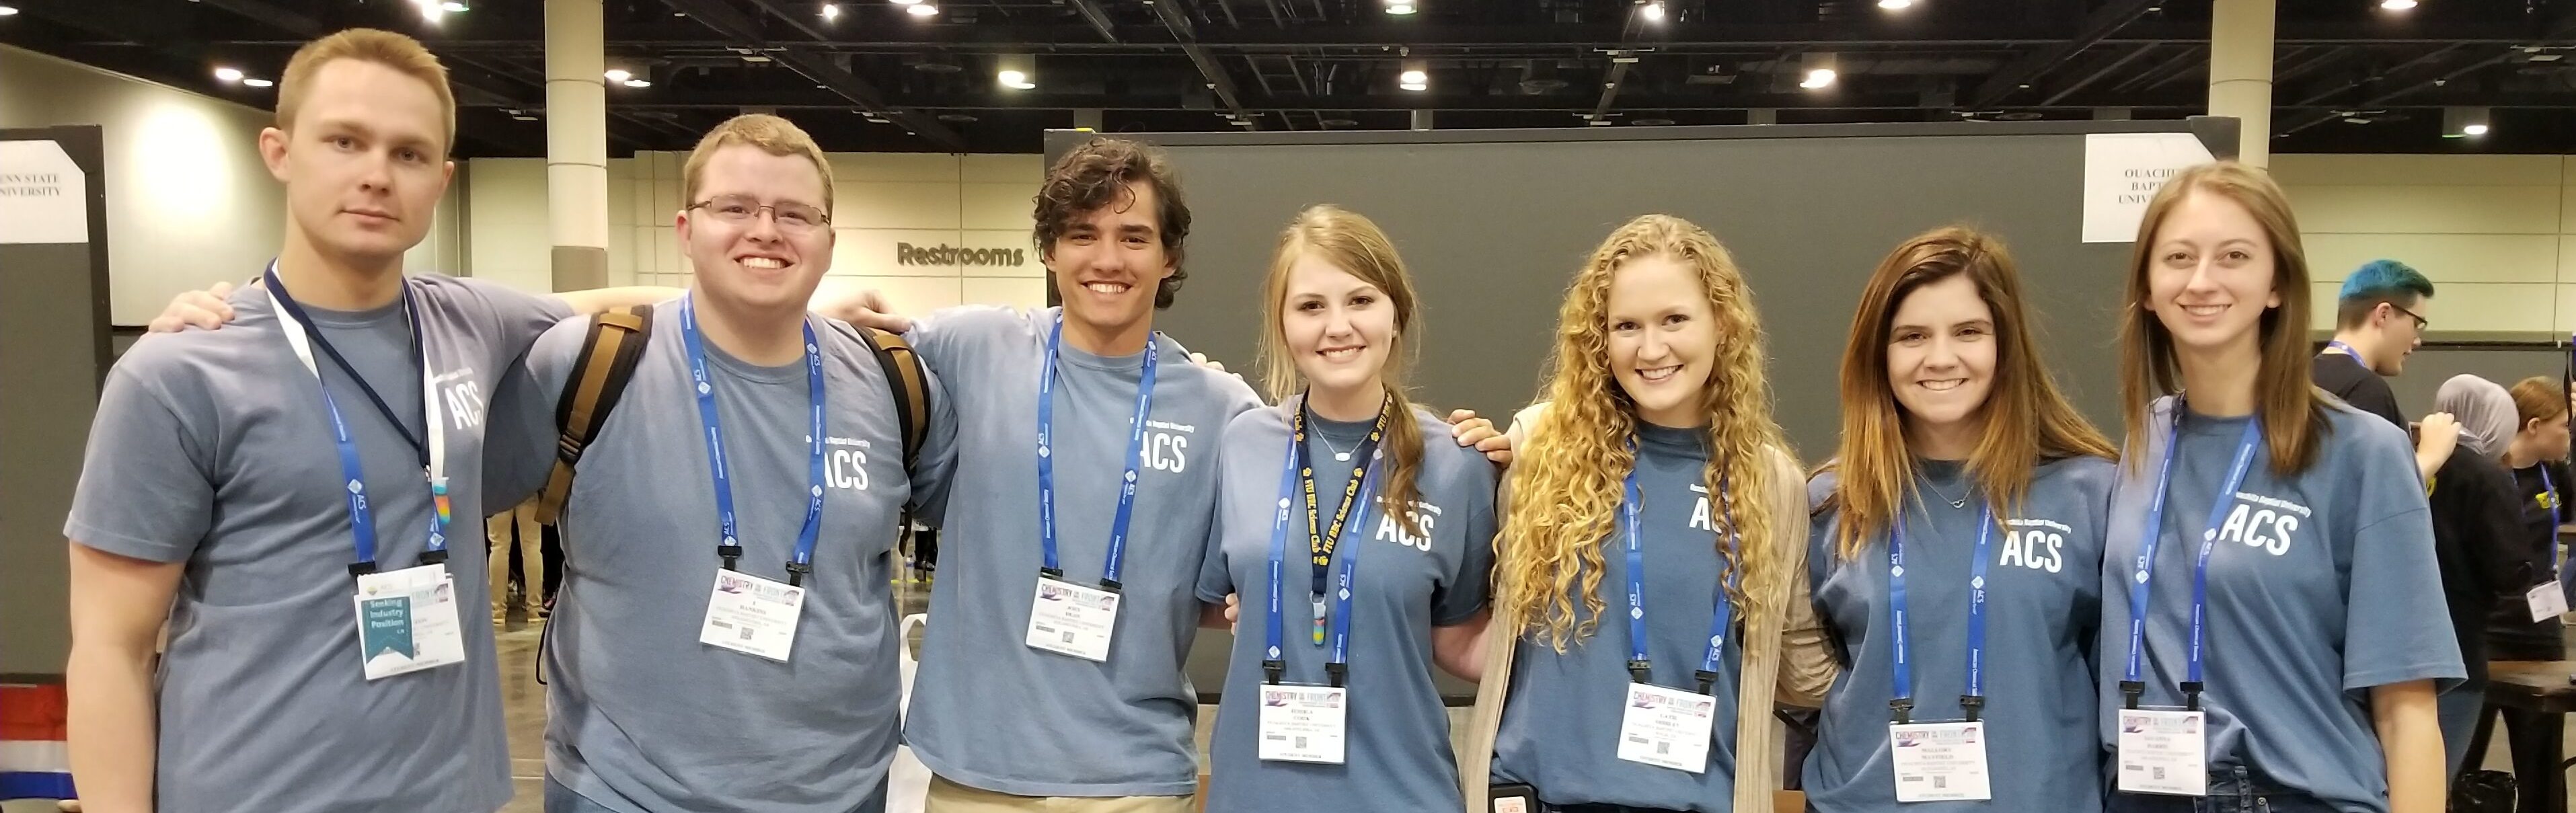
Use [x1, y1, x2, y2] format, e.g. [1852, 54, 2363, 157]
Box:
[2106, 765, 2341, 813]
[547, 776, 888, 813]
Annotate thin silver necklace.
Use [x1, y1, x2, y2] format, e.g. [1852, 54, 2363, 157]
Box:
[1317, 433, 1355, 462]
[1922, 476, 1971, 510]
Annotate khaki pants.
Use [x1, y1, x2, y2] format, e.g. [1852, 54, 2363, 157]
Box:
[487, 500, 542, 617]
[925, 775, 1194, 813]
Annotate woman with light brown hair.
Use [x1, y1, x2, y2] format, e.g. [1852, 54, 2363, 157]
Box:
[2097, 162, 2458, 813]
[1802, 227, 2117, 812]
[1457, 214, 1831, 813]
[1194, 204, 1497, 812]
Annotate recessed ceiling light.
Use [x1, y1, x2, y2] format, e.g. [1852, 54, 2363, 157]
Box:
[623, 79, 651, 88]
[2464, 122, 2489, 136]
[0, 6, 21, 15]
[2380, 0, 2416, 9]
[242, 78, 274, 87]
[907, 2, 938, 14]
[1400, 69, 1427, 84]
[1384, 1, 1415, 14]
[604, 69, 633, 82]
[441, 1, 467, 11]
[1640, 2, 1664, 22]
[1801, 68, 1837, 89]
[1879, 0, 1914, 8]
[215, 67, 244, 83]
[821, 3, 840, 19]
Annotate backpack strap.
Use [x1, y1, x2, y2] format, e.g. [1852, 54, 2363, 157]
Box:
[861, 325, 933, 473]
[533, 305, 654, 525]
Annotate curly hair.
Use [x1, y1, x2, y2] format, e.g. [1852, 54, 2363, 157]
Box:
[1032, 137, 1193, 309]
[1495, 215, 1791, 651]
[1256, 204, 1430, 538]
[1823, 227, 2115, 562]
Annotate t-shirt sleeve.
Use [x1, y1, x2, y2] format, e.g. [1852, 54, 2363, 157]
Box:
[905, 305, 1024, 377]
[1433, 458, 1500, 626]
[1194, 461, 1237, 606]
[444, 276, 577, 374]
[2342, 436, 2469, 693]
[478, 319, 586, 512]
[63, 356, 218, 563]
[905, 364, 961, 526]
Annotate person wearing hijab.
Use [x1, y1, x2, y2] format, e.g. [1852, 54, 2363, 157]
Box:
[2425, 374, 2530, 782]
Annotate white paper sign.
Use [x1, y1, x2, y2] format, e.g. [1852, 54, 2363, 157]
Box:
[2529, 581, 2568, 623]
[0, 140, 88, 245]
[2082, 132, 2218, 243]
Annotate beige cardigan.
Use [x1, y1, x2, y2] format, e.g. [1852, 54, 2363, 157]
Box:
[1455, 433, 1838, 813]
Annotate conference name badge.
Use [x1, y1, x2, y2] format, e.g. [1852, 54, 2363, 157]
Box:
[1615, 682, 1716, 773]
[2528, 581, 2569, 623]
[1025, 576, 1119, 662]
[700, 569, 806, 662]
[1889, 722, 1993, 802]
[2117, 709, 2207, 796]
[352, 563, 465, 681]
[1256, 684, 1348, 764]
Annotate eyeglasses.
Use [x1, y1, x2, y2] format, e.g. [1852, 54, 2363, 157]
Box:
[687, 194, 831, 232]
[2388, 302, 2429, 332]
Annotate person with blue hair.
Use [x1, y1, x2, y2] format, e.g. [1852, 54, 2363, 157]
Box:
[2314, 259, 2459, 481]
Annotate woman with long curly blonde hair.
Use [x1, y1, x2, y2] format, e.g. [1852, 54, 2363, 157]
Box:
[1801, 227, 2116, 813]
[1457, 215, 1833, 813]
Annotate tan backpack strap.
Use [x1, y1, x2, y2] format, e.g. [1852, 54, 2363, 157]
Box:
[863, 326, 933, 472]
[533, 306, 652, 525]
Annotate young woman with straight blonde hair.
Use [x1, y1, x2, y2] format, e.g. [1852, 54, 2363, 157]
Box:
[1803, 227, 2117, 812]
[1195, 204, 1496, 812]
[2099, 162, 2458, 813]
[1457, 214, 1832, 813]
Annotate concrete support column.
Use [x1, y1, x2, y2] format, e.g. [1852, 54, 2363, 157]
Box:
[2207, 0, 2277, 167]
[545, 0, 610, 291]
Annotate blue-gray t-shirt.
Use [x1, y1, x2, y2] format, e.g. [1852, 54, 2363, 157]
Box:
[480, 301, 960, 813]
[899, 306, 1264, 797]
[1490, 423, 1746, 812]
[63, 275, 568, 813]
[1803, 456, 2115, 813]
[2098, 398, 2465, 812]
[1193, 402, 1497, 813]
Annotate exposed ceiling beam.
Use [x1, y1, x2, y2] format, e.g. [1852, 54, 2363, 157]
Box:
[2041, 42, 2157, 106]
[2277, 4, 2576, 137]
[2273, 44, 2470, 134]
[1065, 0, 1123, 44]
[658, 0, 969, 151]
[192, 0, 521, 108]
[1589, 7, 1653, 122]
[1149, 0, 1260, 130]
[1968, 0, 2158, 107]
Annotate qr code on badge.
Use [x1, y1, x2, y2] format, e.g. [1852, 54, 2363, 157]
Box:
[1934, 777, 1948, 789]
[1062, 631, 1077, 644]
[1295, 736, 1308, 748]
[1655, 742, 1670, 755]
[740, 627, 755, 642]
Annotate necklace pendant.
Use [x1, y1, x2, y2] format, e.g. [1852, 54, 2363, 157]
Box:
[1950, 498, 1969, 509]
[1334, 451, 1352, 462]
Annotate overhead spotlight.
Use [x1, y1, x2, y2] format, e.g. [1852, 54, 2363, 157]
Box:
[604, 69, 633, 83]
[1799, 52, 1840, 89]
[413, 0, 452, 21]
[2380, 0, 2416, 9]
[623, 79, 652, 88]
[2464, 123, 2489, 136]
[1879, 0, 1914, 7]
[892, 0, 921, 4]
[1640, 1, 1665, 22]
[0, 5, 23, 15]
[243, 77, 274, 87]
[1801, 68, 1836, 89]
[2443, 106, 2490, 137]
[907, 3, 938, 15]
[821, 3, 840, 19]
[1383, 0, 1416, 15]
[215, 67, 244, 83]
[1400, 62, 1428, 91]
[441, 1, 467, 11]
[998, 70, 1035, 89]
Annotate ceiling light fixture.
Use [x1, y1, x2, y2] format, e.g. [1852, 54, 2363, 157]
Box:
[2463, 123, 2489, 136]
[441, 1, 467, 11]
[1399, 62, 1428, 91]
[998, 69, 1034, 89]
[1383, 0, 1416, 15]
[1879, 0, 1915, 8]
[243, 78, 274, 87]
[1801, 68, 1836, 89]
[2380, 0, 2416, 9]
[907, 3, 938, 15]
[604, 69, 633, 83]
[623, 79, 652, 88]
[0, 6, 22, 15]
[215, 67, 244, 83]
[1640, 1, 1665, 22]
[821, 3, 840, 19]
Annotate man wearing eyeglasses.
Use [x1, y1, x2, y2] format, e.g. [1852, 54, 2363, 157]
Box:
[2316, 258, 2458, 481]
[468, 113, 958, 813]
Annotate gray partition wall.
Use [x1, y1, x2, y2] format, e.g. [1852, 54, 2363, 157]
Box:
[1, 125, 111, 681]
[1046, 118, 2238, 460]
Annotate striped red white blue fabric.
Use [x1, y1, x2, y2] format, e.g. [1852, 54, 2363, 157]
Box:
[0, 684, 74, 801]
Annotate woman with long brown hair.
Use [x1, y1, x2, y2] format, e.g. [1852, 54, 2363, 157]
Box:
[1458, 214, 1831, 813]
[2099, 163, 2458, 813]
[1803, 227, 2117, 812]
[1194, 204, 1495, 812]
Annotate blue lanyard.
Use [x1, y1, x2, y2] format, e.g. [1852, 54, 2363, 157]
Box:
[680, 294, 828, 586]
[1263, 430, 1376, 689]
[1036, 312, 1159, 590]
[2121, 409, 2263, 711]
[1620, 464, 1736, 695]
[264, 266, 449, 577]
[2322, 340, 2362, 362]
[1887, 502, 1996, 724]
